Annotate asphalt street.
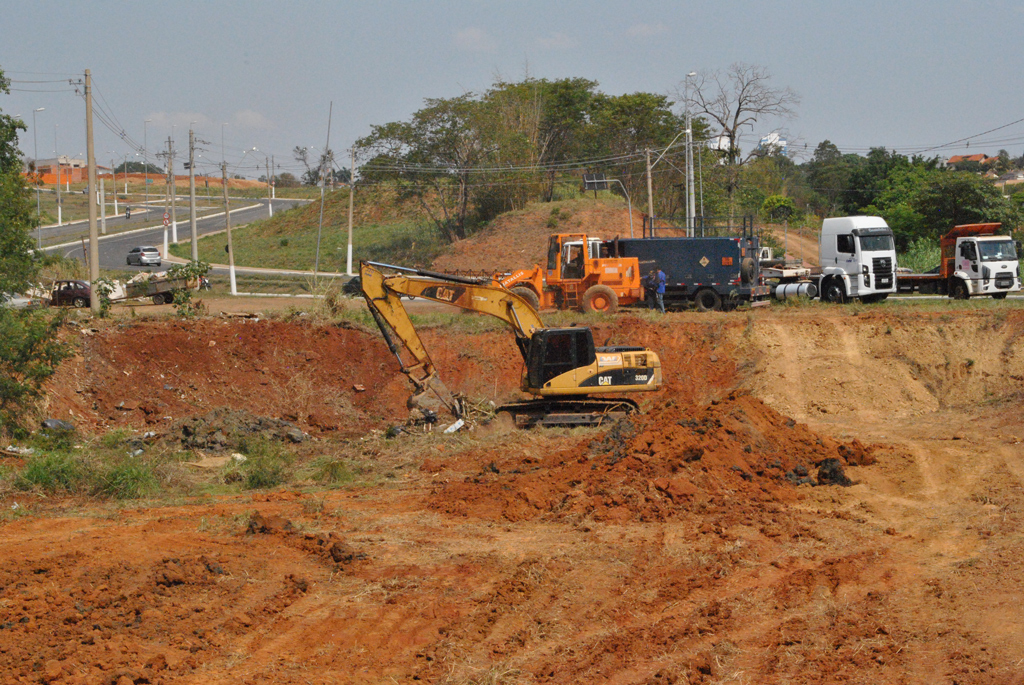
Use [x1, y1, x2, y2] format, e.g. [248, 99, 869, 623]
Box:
[46, 198, 306, 273]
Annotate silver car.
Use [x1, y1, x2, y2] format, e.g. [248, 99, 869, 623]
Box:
[127, 246, 162, 267]
[1, 292, 42, 310]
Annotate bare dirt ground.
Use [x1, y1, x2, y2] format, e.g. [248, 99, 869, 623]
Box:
[2, 306, 1024, 684]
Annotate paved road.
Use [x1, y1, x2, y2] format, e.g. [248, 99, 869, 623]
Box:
[47, 199, 306, 272]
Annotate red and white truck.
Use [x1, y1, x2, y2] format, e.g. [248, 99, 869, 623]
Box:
[896, 223, 1021, 299]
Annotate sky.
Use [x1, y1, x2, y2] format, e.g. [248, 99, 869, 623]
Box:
[4, 0, 1024, 179]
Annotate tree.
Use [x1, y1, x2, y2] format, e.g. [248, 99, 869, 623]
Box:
[274, 172, 299, 188]
[114, 161, 163, 175]
[680, 64, 799, 222]
[681, 64, 799, 168]
[293, 146, 337, 186]
[0, 66, 68, 430]
[358, 94, 489, 242]
[585, 92, 687, 218]
[805, 140, 850, 215]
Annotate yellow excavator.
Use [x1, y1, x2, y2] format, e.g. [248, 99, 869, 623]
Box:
[360, 261, 663, 427]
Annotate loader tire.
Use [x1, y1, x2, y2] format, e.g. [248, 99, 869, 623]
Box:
[581, 285, 619, 313]
[510, 286, 540, 312]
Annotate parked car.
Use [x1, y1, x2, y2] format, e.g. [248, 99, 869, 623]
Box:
[127, 246, 162, 267]
[1, 292, 42, 310]
[49, 280, 91, 308]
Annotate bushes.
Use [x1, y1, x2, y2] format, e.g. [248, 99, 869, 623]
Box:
[0, 308, 69, 432]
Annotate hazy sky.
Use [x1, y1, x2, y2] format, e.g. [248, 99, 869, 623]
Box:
[4, 0, 1023, 178]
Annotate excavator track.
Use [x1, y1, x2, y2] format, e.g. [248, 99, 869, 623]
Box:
[496, 398, 640, 428]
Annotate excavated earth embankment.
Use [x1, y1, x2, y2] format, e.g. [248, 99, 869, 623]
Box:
[1, 308, 1023, 684]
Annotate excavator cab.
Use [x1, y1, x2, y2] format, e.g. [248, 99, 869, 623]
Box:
[526, 328, 596, 387]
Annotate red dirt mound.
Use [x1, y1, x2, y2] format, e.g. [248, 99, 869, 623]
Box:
[428, 391, 878, 523]
[43, 319, 409, 437]
[432, 200, 640, 273]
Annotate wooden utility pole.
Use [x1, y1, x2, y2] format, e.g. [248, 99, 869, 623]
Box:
[189, 128, 198, 260]
[167, 137, 177, 247]
[222, 162, 237, 295]
[645, 148, 654, 226]
[347, 147, 355, 275]
[85, 69, 100, 315]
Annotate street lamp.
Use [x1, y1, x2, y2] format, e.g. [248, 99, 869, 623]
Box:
[684, 71, 697, 236]
[32, 108, 44, 247]
[144, 119, 152, 207]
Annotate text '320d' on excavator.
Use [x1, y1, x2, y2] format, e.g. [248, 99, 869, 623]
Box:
[359, 261, 663, 428]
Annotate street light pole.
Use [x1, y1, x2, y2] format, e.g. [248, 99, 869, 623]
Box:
[144, 119, 152, 208]
[32, 107, 44, 247]
[685, 71, 697, 237]
[54, 124, 61, 225]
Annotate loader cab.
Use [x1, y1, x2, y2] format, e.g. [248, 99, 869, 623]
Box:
[547, 234, 602, 282]
[525, 327, 596, 388]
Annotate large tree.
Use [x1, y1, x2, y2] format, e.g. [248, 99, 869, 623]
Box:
[0, 66, 68, 430]
[681, 64, 799, 168]
[358, 94, 488, 242]
[680, 64, 799, 222]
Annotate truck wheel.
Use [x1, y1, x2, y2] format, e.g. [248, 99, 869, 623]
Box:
[581, 285, 619, 313]
[694, 289, 722, 312]
[821, 278, 846, 304]
[510, 286, 540, 311]
[152, 294, 165, 305]
[993, 292, 1008, 300]
[951, 279, 970, 300]
[740, 257, 756, 284]
[72, 297, 87, 308]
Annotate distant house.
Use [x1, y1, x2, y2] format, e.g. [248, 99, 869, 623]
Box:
[946, 153, 998, 169]
[32, 156, 87, 184]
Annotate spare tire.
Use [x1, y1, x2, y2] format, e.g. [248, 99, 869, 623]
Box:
[741, 257, 756, 284]
[510, 286, 540, 311]
[581, 284, 619, 313]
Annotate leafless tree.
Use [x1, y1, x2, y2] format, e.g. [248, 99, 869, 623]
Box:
[678, 63, 799, 166]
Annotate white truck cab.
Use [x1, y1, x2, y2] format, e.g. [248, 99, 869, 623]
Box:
[952, 234, 1020, 299]
[818, 216, 898, 303]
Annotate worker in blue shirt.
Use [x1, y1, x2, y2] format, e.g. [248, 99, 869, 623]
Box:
[655, 268, 666, 314]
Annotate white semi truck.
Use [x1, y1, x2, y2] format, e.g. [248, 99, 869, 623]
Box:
[765, 216, 898, 303]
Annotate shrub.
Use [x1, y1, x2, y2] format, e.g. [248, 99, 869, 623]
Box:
[16, 452, 86, 493]
[97, 461, 157, 499]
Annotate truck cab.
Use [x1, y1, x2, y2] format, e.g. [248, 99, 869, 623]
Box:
[818, 216, 897, 303]
[944, 226, 1020, 299]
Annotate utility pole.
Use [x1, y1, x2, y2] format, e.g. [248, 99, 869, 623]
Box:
[110, 158, 118, 216]
[347, 147, 355, 276]
[32, 107, 43, 248]
[266, 156, 272, 217]
[271, 155, 275, 199]
[85, 69, 100, 315]
[222, 161, 237, 295]
[189, 128, 197, 260]
[161, 150, 169, 258]
[167, 137, 177, 249]
[645, 148, 654, 228]
[55, 125, 61, 225]
[100, 176, 106, 235]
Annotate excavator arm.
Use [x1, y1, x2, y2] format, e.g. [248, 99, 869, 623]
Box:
[360, 261, 545, 417]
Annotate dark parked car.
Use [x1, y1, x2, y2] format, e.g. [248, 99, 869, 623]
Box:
[49, 280, 92, 308]
[127, 246, 162, 267]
